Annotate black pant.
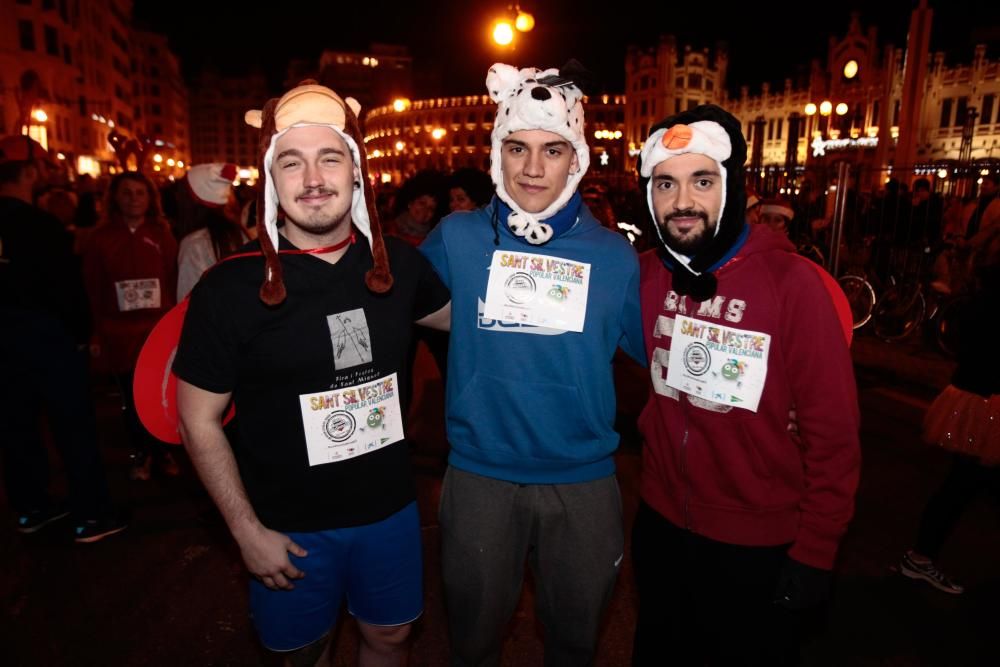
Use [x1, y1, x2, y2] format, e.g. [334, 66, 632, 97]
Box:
[1, 310, 113, 520]
[631, 501, 800, 667]
[113, 371, 167, 461]
[915, 453, 1000, 559]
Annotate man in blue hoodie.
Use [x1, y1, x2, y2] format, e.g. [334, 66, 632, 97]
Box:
[420, 62, 646, 666]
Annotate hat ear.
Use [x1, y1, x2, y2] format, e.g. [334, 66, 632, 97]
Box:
[345, 97, 362, 119]
[244, 110, 263, 128]
[486, 63, 522, 102]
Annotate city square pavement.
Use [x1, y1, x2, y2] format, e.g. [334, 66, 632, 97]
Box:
[2, 333, 997, 666]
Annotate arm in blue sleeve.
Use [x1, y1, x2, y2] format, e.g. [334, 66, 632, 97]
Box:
[619, 261, 647, 367]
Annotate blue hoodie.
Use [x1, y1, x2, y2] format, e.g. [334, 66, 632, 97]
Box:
[420, 198, 646, 484]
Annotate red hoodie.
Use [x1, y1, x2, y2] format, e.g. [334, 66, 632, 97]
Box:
[82, 218, 177, 374]
[638, 225, 860, 570]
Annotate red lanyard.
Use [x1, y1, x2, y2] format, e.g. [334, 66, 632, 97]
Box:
[223, 232, 356, 262]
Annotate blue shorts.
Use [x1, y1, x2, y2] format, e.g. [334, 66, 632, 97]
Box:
[249, 501, 423, 652]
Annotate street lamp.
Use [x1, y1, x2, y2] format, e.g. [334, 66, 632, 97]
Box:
[492, 20, 514, 46]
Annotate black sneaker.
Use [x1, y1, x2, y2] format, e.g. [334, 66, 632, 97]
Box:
[74, 516, 128, 544]
[16, 506, 71, 534]
[900, 550, 964, 594]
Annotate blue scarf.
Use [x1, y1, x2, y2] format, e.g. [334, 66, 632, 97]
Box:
[496, 191, 583, 243]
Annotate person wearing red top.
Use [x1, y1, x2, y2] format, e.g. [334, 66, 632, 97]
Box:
[631, 105, 861, 666]
[82, 172, 178, 480]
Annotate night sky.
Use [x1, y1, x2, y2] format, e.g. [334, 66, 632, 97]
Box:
[134, 0, 1000, 99]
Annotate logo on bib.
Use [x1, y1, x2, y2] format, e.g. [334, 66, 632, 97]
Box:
[504, 272, 536, 304]
[682, 342, 711, 376]
[322, 411, 356, 443]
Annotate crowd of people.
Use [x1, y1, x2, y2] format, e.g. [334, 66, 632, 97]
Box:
[2, 59, 997, 667]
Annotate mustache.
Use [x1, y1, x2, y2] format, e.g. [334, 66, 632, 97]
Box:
[296, 186, 337, 201]
[661, 209, 708, 224]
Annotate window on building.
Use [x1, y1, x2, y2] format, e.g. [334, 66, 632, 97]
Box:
[687, 99, 698, 111]
[939, 98, 952, 128]
[747, 122, 753, 140]
[59, 0, 68, 22]
[777, 119, 783, 141]
[767, 118, 774, 140]
[19, 20, 36, 51]
[616, 110, 624, 123]
[78, 95, 86, 117]
[63, 44, 72, 64]
[871, 100, 880, 125]
[641, 75, 649, 90]
[675, 77, 683, 88]
[43, 0, 56, 9]
[42, 25, 59, 58]
[705, 79, 714, 92]
[151, 84, 160, 96]
[982, 95, 996, 125]
[651, 99, 656, 116]
[16, 0, 31, 5]
[892, 100, 901, 127]
[640, 100, 647, 116]
[689, 74, 702, 89]
[955, 97, 968, 126]
[675, 99, 681, 113]
[153, 123, 163, 134]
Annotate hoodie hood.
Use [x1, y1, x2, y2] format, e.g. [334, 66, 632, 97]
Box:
[637, 104, 748, 302]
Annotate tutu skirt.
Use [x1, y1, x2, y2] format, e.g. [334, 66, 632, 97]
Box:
[923, 385, 1000, 465]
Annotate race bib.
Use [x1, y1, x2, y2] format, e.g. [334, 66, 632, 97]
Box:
[665, 315, 770, 412]
[483, 250, 590, 332]
[115, 278, 161, 312]
[298, 373, 403, 466]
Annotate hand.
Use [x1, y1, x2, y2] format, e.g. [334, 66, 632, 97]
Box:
[773, 557, 831, 610]
[787, 407, 801, 445]
[235, 524, 308, 590]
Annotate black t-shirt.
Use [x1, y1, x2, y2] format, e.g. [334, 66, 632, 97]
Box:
[173, 235, 449, 532]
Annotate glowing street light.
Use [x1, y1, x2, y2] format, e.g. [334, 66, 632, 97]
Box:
[392, 98, 410, 113]
[819, 100, 833, 116]
[515, 11, 535, 32]
[835, 102, 849, 116]
[431, 127, 447, 140]
[153, 153, 163, 163]
[493, 20, 514, 46]
[395, 140, 405, 151]
[31, 109, 48, 123]
[804, 103, 818, 116]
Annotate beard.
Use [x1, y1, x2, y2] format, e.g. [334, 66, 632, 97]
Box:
[657, 208, 718, 256]
[283, 186, 352, 237]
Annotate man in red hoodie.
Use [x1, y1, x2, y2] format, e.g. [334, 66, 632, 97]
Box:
[631, 105, 860, 666]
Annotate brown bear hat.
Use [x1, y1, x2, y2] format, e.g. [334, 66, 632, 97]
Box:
[245, 81, 392, 304]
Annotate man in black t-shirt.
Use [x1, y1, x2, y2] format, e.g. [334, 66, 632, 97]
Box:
[174, 83, 449, 665]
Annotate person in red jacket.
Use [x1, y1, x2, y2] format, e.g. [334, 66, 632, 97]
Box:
[82, 171, 179, 480]
[631, 105, 861, 666]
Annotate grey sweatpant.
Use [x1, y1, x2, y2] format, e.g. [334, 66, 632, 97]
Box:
[440, 466, 624, 667]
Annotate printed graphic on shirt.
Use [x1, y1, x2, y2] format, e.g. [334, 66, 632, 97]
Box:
[477, 298, 566, 336]
[483, 250, 591, 332]
[665, 315, 770, 412]
[299, 373, 404, 466]
[114, 278, 161, 311]
[327, 308, 373, 370]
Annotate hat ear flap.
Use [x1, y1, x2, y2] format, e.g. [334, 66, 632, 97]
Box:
[345, 97, 362, 119]
[343, 103, 392, 293]
[256, 97, 286, 306]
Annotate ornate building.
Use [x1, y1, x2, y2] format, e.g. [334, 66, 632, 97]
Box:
[362, 94, 626, 185]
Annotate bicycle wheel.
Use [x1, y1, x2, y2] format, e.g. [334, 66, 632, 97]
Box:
[836, 275, 876, 329]
[872, 284, 925, 341]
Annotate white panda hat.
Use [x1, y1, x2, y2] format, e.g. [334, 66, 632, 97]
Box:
[486, 62, 590, 244]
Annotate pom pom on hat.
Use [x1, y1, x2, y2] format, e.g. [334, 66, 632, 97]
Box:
[185, 163, 237, 207]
